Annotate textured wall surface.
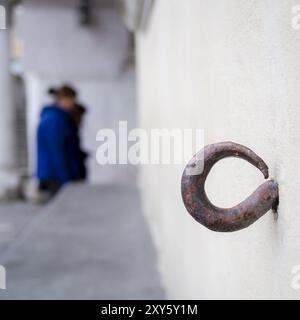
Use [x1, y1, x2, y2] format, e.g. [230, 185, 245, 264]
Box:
[137, 0, 300, 299]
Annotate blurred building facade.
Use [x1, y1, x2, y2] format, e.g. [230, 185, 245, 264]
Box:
[0, 0, 19, 198]
[19, 1, 136, 184]
[0, 0, 137, 199]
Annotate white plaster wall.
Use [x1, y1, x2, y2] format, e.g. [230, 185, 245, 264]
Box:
[0, 25, 19, 197]
[15, 2, 137, 185]
[137, 0, 300, 299]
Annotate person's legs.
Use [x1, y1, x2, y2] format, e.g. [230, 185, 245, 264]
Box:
[38, 179, 61, 201]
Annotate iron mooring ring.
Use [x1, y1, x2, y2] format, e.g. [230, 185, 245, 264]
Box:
[181, 142, 279, 232]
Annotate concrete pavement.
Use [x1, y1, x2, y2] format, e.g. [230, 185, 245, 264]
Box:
[0, 184, 164, 299]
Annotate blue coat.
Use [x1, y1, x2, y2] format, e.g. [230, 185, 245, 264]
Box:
[37, 105, 81, 185]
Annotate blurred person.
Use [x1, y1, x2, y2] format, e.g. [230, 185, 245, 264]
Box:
[36, 85, 83, 199]
[70, 103, 89, 181]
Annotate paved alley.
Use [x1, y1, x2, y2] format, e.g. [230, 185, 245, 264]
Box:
[0, 184, 164, 299]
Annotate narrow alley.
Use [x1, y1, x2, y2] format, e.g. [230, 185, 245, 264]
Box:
[1, 0, 300, 302]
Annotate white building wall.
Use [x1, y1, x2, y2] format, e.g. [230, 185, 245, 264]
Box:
[0, 7, 19, 198]
[137, 0, 300, 299]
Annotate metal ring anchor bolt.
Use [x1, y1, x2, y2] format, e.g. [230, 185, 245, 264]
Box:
[181, 142, 279, 232]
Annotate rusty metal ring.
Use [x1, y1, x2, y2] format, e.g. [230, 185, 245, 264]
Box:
[181, 142, 279, 232]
